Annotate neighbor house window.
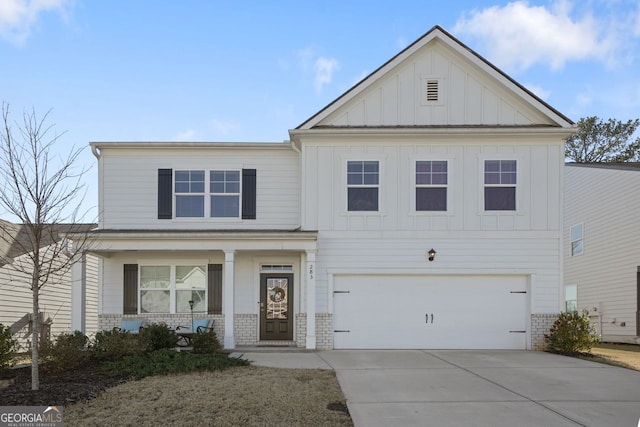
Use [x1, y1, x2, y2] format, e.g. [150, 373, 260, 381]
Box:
[175, 170, 205, 217]
[570, 224, 583, 256]
[416, 161, 447, 211]
[484, 160, 516, 211]
[347, 161, 379, 211]
[564, 284, 577, 312]
[140, 265, 206, 314]
[210, 170, 240, 218]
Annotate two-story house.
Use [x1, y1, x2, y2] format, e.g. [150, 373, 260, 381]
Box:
[87, 26, 575, 350]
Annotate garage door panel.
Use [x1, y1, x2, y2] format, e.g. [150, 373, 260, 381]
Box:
[333, 275, 528, 349]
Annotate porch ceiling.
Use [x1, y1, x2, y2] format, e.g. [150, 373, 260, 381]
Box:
[78, 229, 318, 256]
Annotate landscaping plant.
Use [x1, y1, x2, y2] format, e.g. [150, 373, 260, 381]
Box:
[545, 311, 600, 355]
[0, 322, 18, 370]
[191, 329, 221, 354]
[40, 331, 90, 372]
[139, 323, 178, 352]
[91, 329, 146, 361]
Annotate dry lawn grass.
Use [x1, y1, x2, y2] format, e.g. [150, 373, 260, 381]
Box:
[64, 365, 352, 426]
[589, 343, 640, 371]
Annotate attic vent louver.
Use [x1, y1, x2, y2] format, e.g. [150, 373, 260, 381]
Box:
[426, 80, 439, 102]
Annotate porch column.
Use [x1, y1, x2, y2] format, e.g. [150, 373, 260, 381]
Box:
[305, 250, 316, 349]
[70, 254, 86, 333]
[223, 250, 235, 349]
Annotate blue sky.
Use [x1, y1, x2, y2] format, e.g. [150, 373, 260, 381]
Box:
[1, 0, 639, 221]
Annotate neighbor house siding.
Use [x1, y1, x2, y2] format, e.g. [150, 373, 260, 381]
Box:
[0, 245, 97, 348]
[564, 165, 640, 342]
[99, 146, 300, 230]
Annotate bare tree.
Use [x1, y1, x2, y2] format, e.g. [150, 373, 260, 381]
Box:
[565, 116, 640, 163]
[0, 102, 92, 390]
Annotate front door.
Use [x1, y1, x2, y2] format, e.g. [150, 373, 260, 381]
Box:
[260, 273, 293, 341]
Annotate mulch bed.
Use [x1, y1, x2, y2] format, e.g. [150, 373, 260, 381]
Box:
[0, 361, 128, 406]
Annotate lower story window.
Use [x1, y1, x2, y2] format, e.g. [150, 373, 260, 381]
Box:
[140, 265, 206, 313]
[564, 284, 577, 312]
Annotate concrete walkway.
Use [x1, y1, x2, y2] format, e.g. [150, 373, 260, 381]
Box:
[243, 349, 640, 427]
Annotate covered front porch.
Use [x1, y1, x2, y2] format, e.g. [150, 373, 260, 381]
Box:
[88, 229, 320, 349]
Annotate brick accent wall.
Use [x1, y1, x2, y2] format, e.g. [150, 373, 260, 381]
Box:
[294, 313, 333, 349]
[234, 314, 257, 345]
[98, 314, 225, 343]
[531, 313, 558, 350]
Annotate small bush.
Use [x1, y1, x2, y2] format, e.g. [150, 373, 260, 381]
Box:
[101, 349, 250, 380]
[545, 311, 600, 355]
[139, 323, 178, 352]
[191, 329, 221, 354]
[41, 331, 90, 372]
[91, 329, 146, 361]
[0, 323, 18, 370]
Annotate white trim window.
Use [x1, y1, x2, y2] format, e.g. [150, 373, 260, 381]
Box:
[347, 160, 379, 211]
[484, 160, 516, 211]
[564, 284, 577, 312]
[210, 170, 240, 218]
[416, 160, 447, 211]
[570, 224, 584, 256]
[139, 265, 207, 314]
[175, 170, 205, 217]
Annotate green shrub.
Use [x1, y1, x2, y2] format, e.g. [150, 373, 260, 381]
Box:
[0, 323, 18, 370]
[91, 329, 146, 361]
[191, 329, 221, 354]
[101, 349, 249, 380]
[41, 331, 90, 372]
[139, 323, 178, 352]
[545, 311, 600, 355]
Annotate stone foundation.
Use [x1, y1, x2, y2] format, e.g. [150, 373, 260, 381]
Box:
[234, 314, 258, 345]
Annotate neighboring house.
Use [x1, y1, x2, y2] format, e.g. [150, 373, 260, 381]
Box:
[0, 220, 98, 349]
[564, 163, 640, 344]
[88, 26, 574, 350]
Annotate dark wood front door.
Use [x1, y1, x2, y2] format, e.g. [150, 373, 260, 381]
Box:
[260, 273, 293, 341]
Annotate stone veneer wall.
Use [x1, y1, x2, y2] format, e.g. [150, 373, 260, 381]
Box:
[531, 313, 558, 350]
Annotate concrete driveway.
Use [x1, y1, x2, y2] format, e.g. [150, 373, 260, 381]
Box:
[245, 349, 640, 427]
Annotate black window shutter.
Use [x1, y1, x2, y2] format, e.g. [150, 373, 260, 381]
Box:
[242, 168, 257, 219]
[158, 169, 173, 219]
[208, 264, 223, 314]
[123, 264, 138, 315]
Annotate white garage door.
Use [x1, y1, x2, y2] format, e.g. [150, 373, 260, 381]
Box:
[333, 275, 528, 349]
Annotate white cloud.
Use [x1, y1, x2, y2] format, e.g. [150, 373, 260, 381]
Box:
[172, 129, 197, 142]
[313, 57, 339, 94]
[0, 0, 72, 45]
[523, 83, 551, 100]
[209, 118, 237, 136]
[453, 1, 616, 72]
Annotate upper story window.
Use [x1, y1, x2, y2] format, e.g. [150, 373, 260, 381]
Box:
[570, 224, 583, 256]
[175, 170, 205, 217]
[159, 168, 256, 220]
[139, 265, 206, 314]
[416, 160, 447, 211]
[210, 170, 240, 218]
[347, 161, 379, 211]
[484, 160, 516, 211]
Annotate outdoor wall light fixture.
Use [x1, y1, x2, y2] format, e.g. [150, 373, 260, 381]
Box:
[428, 248, 436, 262]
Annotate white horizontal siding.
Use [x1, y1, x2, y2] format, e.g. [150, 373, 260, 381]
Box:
[564, 166, 640, 340]
[100, 147, 300, 230]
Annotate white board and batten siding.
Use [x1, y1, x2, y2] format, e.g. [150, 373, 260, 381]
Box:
[564, 165, 640, 342]
[96, 144, 301, 230]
